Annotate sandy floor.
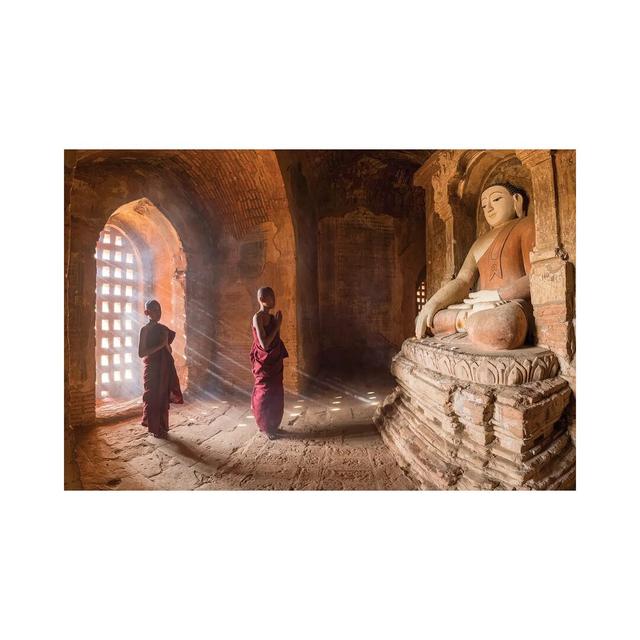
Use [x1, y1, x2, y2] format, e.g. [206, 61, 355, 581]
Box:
[77, 373, 416, 490]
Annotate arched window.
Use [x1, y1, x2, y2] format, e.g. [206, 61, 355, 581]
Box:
[95, 224, 143, 400]
[416, 266, 427, 313]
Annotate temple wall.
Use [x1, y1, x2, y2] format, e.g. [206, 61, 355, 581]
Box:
[425, 188, 447, 300]
[514, 150, 576, 388]
[554, 150, 576, 387]
[276, 154, 322, 386]
[555, 151, 576, 264]
[314, 212, 424, 371]
[317, 188, 424, 370]
[64, 152, 82, 489]
[172, 150, 301, 393]
[281, 152, 426, 373]
[318, 209, 397, 369]
[211, 215, 299, 393]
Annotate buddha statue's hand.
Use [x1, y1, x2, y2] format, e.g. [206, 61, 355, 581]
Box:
[466, 289, 503, 304]
[415, 300, 438, 339]
[415, 311, 429, 339]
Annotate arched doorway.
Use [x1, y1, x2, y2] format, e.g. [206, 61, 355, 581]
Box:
[95, 198, 188, 414]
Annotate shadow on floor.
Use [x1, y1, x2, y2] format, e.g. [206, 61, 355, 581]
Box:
[278, 422, 378, 441]
[162, 436, 204, 464]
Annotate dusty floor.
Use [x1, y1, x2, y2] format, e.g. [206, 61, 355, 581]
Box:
[77, 373, 416, 490]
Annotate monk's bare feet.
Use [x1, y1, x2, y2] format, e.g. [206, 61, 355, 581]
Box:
[266, 431, 279, 440]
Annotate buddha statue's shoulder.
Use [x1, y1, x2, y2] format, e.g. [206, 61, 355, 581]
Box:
[516, 214, 534, 231]
[514, 214, 535, 244]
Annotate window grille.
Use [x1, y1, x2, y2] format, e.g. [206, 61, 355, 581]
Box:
[95, 226, 142, 399]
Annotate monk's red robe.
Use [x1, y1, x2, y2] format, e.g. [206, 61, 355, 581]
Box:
[250, 316, 289, 434]
[142, 322, 183, 437]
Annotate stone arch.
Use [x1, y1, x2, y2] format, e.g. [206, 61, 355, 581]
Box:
[95, 199, 189, 408]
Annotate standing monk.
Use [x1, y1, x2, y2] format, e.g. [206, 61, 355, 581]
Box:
[250, 287, 289, 440]
[138, 299, 184, 438]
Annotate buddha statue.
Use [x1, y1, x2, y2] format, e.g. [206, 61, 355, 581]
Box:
[415, 182, 535, 351]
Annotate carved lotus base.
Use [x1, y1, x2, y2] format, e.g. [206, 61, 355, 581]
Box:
[401, 335, 560, 386]
[374, 337, 575, 490]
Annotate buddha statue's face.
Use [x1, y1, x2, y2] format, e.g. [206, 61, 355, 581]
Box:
[480, 185, 519, 228]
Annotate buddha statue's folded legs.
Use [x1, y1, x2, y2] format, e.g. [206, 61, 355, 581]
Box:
[431, 299, 532, 351]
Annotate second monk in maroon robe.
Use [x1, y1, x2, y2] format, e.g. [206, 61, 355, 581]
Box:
[250, 287, 288, 437]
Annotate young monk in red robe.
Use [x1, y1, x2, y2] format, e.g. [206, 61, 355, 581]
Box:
[250, 287, 289, 440]
[138, 299, 183, 438]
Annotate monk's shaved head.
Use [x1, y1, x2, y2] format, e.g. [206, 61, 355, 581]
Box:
[145, 299, 161, 312]
[257, 287, 275, 301]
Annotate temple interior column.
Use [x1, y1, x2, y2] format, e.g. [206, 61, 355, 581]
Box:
[516, 150, 576, 384]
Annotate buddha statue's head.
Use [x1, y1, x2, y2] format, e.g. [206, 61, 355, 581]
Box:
[480, 182, 528, 228]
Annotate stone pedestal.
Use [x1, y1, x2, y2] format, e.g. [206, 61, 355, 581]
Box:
[374, 336, 575, 490]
